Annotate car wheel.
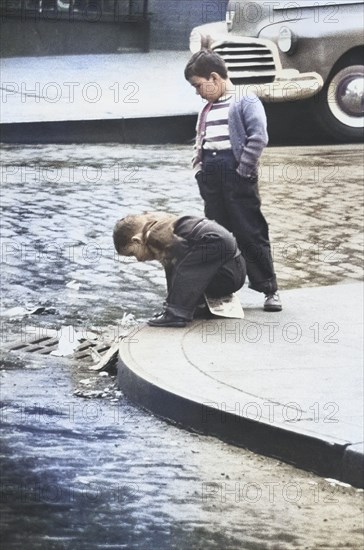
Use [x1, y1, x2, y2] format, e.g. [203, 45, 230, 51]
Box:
[312, 54, 364, 142]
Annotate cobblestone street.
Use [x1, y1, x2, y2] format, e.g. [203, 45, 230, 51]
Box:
[1, 143, 362, 326]
[1, 142, 363, 549]
[259, 144, 363, 289]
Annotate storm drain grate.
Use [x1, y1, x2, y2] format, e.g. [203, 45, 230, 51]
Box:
[74, 341, 113, 360]
[9, 335, 61, 355]
[7, 331, 113, 359]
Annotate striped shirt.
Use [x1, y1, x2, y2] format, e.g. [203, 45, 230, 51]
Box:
[202, 96, 232, 151]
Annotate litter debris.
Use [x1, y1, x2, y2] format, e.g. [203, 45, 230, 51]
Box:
[2, 306, 30, 317]
[50, 326, 83, 357]
[2, 305, 56, 318]
[324, 478, 352, 488]
[73, 383, 121, 400]
[34, 306, 56, 315]
[88, 340, 120, 371]
[66, 280, 81, 291]
[73, 388, 105, 398]
[79, 378, 95, 385]
[83, 331, 99, 340]
[121, 312, 137, 326]
[204, 293, 244, 319]
[89, 347, 102, 362]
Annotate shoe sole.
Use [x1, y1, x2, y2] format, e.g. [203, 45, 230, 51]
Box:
[264, 305, 282, 312]
[147, 320, 187, 328]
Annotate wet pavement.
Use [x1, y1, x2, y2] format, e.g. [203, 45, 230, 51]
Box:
[1, 142, 364, 549]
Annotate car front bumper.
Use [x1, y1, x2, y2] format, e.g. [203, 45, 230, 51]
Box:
[246, 69, 324, 102]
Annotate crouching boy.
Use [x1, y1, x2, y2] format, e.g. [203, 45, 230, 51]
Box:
[113, 212, 246, 327]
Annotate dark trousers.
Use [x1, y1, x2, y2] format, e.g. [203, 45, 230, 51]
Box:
[198, 149, 277, 295]
[165, 238, 246, 320]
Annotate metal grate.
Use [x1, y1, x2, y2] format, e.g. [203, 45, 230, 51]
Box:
[213, 42, 276, 85]
[8, 332, 112, 359]
[9, 334, 61, 355]
[74, 340, 112, 361]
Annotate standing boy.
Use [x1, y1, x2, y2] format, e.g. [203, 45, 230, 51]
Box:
[184, 50, 282, 311]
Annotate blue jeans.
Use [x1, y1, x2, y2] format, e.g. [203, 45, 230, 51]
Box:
[198, 149, 277, 294]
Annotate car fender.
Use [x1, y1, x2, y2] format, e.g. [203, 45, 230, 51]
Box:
[258, 13, 363, 83]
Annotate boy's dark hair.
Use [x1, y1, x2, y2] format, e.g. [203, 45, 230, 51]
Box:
[113, 216, 138, 254]
[184, 50, 228, 81]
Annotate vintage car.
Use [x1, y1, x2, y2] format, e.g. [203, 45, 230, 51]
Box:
[189, 0, 363, 141]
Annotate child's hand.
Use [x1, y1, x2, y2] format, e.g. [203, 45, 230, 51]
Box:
[236, 167, 257, 180]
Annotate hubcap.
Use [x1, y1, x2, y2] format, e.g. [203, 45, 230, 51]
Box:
[327, 65, 364, 128]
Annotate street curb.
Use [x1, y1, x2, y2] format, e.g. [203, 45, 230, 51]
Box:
[0, 115, 197, 144]
[117, 349, 363, 488]
[342, 443, 364, 488]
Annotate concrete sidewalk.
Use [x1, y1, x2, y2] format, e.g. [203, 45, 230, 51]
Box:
[117, 282, 364, 488]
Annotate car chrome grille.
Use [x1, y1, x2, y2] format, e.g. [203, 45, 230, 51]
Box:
[213, 42, 276, 84]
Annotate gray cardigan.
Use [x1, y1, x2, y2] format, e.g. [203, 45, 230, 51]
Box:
[193, 94, 269, 177]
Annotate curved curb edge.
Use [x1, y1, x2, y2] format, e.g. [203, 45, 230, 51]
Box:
[117, 352, 363, 488]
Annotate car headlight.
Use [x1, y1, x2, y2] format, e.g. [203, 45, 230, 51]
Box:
[278, 26, 296, 54]
[226, 8, 235, 31]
